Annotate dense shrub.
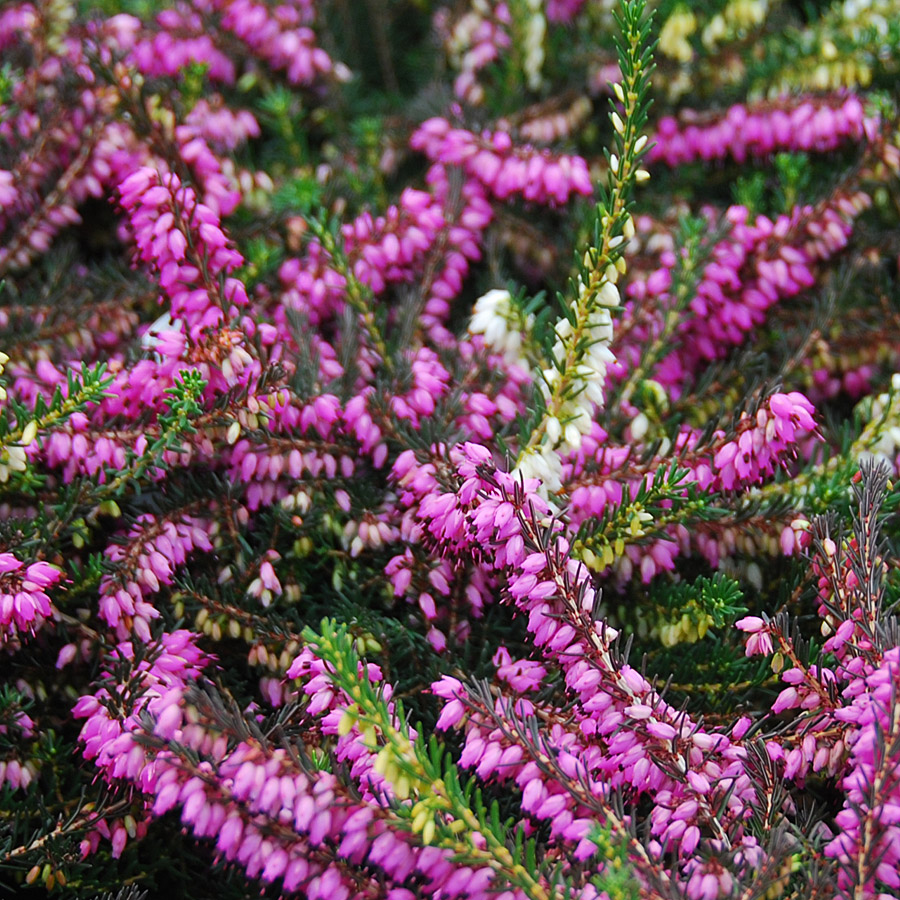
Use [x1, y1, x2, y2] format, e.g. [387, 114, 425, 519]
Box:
[1, 1, 900, 898]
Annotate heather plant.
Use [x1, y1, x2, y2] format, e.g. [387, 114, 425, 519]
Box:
[1, 1, 900, 899]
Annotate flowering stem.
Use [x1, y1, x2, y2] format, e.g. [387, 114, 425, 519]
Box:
[4, 798, 132, 862]
[519, 0, 654, 469]
[0, 361, 112, 485]
[306, 620, 557, 900]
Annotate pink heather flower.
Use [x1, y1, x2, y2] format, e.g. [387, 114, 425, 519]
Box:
[411, 119, 592, 206]
[745, 630, 774, 657]
[0, 553, 63, 640]
[0, 553, 22, 575]
[215, 0, 333, 86]
[118, 167, 257, 394]
[98, 513, 215, 640]
[130, 14, 237, 83]
[824, 649, 900, 894]
[493, 646, 548, 692]
[771, 687, 801, 714]
[649, 96, 875, 168]
[546, 0, 586, 23]
[615, 195, 866, 399]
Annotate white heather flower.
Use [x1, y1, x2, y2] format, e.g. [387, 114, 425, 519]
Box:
[629, 411, 650, 441]
[448, 10, 479, 60]
[726, 0, 770, 31]
[702, 1, 770, 48]
[702, 14, 727, 46]
[598, 279, 621, 308]
[20, 420, 38, 447]
[540, 284, 618, 455]
[469, 288, 534, 364]
[513, 445, 563, 495]
[563, 421, 582, 450]
[545, 415, 562, 445]
[0, 445, 27, 483]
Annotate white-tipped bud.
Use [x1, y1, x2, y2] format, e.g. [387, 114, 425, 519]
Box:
[630, 412, 649, 441]
[564, 422, 582, 451]
[546, 416, 562, 445]
[20, 420, 38, 447]
[598, 281, 620, 307]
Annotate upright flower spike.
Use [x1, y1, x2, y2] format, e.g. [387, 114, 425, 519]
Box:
[516, 0, 654, 493]
[304, 620, 599, 900]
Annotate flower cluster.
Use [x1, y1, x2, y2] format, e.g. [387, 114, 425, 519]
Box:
[0, 554, 62, 644]
[411, 118, 593, 206]
[824, 648, 900, 895]
[468, 288, 534, 366]
[1, 1, 900, 899]
[98, 513, 217, 641]
[437, 1, 512, 104]
[127, 0, 333, 86]
[649, 95, 874, 167]
[118, 167, 248, 340]
[616, 188, 872, 398]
